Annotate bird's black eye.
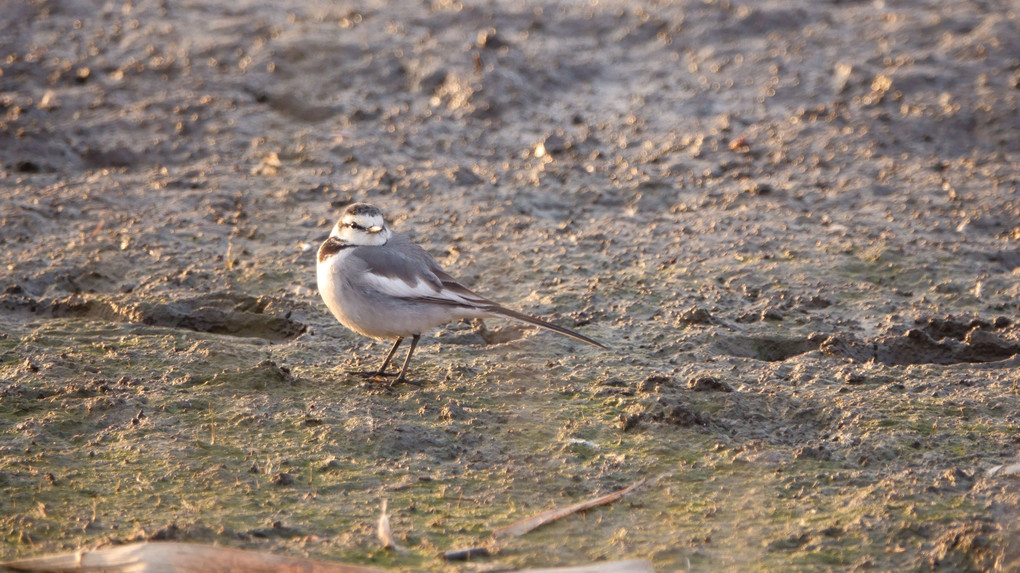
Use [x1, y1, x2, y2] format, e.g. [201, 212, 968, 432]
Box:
[347, 221, 367, 231]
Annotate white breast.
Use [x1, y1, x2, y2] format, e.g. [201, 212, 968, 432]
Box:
[316, 249, 362, 333]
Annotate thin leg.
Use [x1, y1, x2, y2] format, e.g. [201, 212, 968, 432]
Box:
[393, 334, 420, 383]
[377, 337, 404, 375]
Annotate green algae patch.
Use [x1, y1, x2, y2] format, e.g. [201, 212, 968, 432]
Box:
[3, 305, 1017, 571]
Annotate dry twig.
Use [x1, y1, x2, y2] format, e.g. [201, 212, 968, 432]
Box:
[493, 479, 646, 539]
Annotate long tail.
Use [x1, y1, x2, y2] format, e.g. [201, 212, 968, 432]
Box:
[488, 305, 608, 349]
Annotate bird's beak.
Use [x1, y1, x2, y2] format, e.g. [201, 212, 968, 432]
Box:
[368, 225, 384, 234]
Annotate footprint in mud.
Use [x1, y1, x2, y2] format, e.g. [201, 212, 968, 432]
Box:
[712, 334, 824, 362]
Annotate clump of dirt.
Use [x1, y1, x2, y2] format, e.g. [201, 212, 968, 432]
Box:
[822, 315, 1019, 365]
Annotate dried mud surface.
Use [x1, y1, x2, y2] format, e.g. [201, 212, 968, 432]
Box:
[2, 0, 1019, 571]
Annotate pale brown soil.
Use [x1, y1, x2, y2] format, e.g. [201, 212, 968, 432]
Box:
[2, 0, 1019, 571]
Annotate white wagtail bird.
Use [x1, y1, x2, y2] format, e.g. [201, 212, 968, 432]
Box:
[316, 203, 606, 383]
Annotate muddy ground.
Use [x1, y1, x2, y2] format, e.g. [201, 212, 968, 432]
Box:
[2, 0, 1019, 570]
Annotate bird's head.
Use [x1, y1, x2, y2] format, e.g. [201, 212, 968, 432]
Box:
[331, 203, 391, 246]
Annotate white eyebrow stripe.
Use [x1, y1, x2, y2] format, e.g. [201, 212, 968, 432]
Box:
[345, 213, 385, 229]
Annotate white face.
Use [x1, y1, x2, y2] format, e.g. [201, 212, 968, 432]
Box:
[330, 210, 391, 246]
